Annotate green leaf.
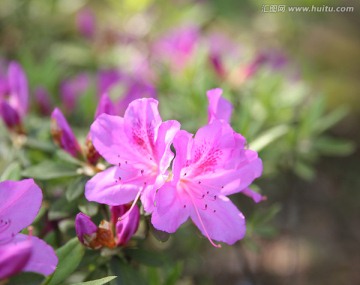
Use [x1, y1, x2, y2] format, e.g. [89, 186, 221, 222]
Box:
[314, 106, 348, 134]
[24, 137, 56, 152]
[164, 262, 183, 285]
[78, 201, 99, 216]
[0, 161, 21, 181]
[66, 176, 87, 201]
[249, 125, 289, 152]
[56, 150, 84, 166]
[45, 238, 85, 285]
[294, 160, 315, 181]
[314, 136, 355, 156]
[22, 160, 80, 180]
[72, 276, 117, 285]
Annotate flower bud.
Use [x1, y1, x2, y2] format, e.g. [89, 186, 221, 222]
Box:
[0, 101, 23, 133]
[75, 213, 116, 249]
[51, 108, 82, 157]
[75, 213, 97, 247]
[111, 204, 140, 246]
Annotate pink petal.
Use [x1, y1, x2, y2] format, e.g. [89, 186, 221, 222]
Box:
[207, 88, 232, 124]
[0, 238, 32, 279]
[190, 195, 246, 245]
[85, 166, 145, 206]
[16, 234, 58, 276]
[155, 120, 180, 174]
[123, 98, 162, 157]
[172, 130, 193, 183]
[75, 213, 98, 244]
[0, 179, 42, 243]
[151, 183, 190, 233]
[241, 188, 265, 203]
[221, 150, 263, 195]
[90, 114, 146, 165]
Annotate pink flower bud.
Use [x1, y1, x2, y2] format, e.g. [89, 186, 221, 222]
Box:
[51, 108, 82, 157]
[111, 204, 140, 246]
[75, 213, 97, 246]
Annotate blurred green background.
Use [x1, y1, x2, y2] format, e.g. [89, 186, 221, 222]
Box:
[0, 0, 359, 284]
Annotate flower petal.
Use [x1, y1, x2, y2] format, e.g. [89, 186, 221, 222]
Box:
[90, 114, 145, 166]
[123, 98, 162, 158]
[207, 88, 232, 124]
[0, 237, 32, 279]
[155, 120, 180, 174]
[16, 234, 58, 276]
[221, 150, 263, 195]
[0, 179, 42, 243]
[151, 183, 190, 233]
[190, 195, 246, 245]
[85, 166, 143, 206]
[241, 188, 265, 203]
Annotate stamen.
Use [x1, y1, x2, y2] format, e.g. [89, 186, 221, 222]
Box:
[188, 195, 221, 248]
[27, 226, 33, 237]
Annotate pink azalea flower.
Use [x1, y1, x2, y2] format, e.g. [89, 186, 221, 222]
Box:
[151, 120, 262, 247]
[85, 98, 180, 212]
[51, 108, 82, 158]
[207, 88, 266, 203]
[0, 61, 28, 133]
[0, 179, 58, 279]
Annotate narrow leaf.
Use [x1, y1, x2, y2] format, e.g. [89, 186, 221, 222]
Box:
[45, 238, 85, 285]
[72, 276, 117, 285]
[22, 160, 79, 180]
[249, 125, 289, 152]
